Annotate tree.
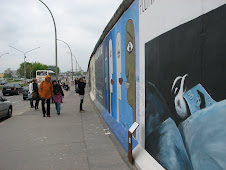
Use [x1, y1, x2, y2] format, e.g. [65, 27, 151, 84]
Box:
[16, 62, 60, 79]
[4, 68, 13, 78]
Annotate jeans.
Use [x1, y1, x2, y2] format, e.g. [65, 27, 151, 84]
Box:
[55, 102, 61, 114]
[41, 99, 50, 116]
[35, 99, 39, 109]
[30, 98, 34, 107]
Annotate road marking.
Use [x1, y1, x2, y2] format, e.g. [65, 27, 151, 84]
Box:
[6, 96, 14, 99]
[14, 112, 25, 116]
[12, 99, 23, 104]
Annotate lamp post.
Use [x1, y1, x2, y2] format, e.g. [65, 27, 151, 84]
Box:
[67, 52, 78, 76]
[30, 71, 33, 79]
[57, 39, 73, 80]
[9, 45, 40, 79]
[0, 53, 9, 58]
[38, 0, 58, 81]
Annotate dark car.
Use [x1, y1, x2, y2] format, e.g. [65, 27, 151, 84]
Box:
[0, 80, 8, 85]
[2, 83, 23, 96]
[22, 85, 31, 100]
[0, 96, 12, 119]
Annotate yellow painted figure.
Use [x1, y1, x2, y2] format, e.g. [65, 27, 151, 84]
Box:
[125, 19, 136, 123]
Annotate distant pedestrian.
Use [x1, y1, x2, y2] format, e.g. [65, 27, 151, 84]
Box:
[58, 80, 63, 87]
[29, 80, 34, 108]
[75, 78, 78, 90]
[58, 80, 64, 103]
[32, 79, 40, 110]
[65, 78, 69, 91]
[78, 77, 86, 112]
[52, 80, 64, 115]
[38, 75, 53, 117]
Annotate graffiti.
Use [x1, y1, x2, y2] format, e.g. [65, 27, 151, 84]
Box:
[126, 19, 136, 123]
[139, 0, 156, 14]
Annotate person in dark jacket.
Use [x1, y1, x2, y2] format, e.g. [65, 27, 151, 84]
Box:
[78, 77, 86, 112]
[52, 80, 64, 115]
[32, 79, 40, 110]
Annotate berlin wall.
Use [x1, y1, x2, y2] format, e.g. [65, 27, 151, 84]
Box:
[87, 0, 226, 169]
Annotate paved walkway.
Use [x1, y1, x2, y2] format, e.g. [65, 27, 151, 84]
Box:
[0, 90, 135, 170]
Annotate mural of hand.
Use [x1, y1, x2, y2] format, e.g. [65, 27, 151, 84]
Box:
[125, 82, 130, 89]
[119, 78, 123, 85]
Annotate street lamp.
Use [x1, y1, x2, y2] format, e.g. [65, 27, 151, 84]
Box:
[9, 45, 40, 79]
[57, 39, 73, 80]
[30, 71, 33, 79]
[67, 52, 78, 76]
[0, 53, 9, 58]
[38, 0, 58, 81]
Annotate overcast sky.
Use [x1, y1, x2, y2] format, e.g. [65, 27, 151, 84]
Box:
[0, 0, 123, 73]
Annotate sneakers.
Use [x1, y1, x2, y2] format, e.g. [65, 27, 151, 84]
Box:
[80, 110, 85, 113]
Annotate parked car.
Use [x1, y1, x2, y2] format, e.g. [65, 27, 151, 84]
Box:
[2, 83, 23, 96]
[0, 96, 12, 119]
[22, 85, 31, 100]
[0, 80, 8, 85]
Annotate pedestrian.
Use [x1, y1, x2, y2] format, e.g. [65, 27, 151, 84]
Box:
[38, 75, 53, 117]
[32, 79, 40, 110]
[78, 77, 86, 112]
[29, 80, 34, 108]
[58, 80, 64, 103]
[52, 80, 64, 115]
[58, 80, 63, 87]
[74, 78, 78, 91]
[65, 78, 69, 91]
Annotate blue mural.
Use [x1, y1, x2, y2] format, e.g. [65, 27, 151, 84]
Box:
[103, 0, 139, 131]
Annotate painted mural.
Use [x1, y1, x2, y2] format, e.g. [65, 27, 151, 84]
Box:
[144, 3, 226, 170]
[125, 19, 136, 124]
[90, 57, 95, 97]
[116, 32, 122, 122]
[102, 0, 139, 131]
[88, 0, 225, 169]
[94, 44, 104, 105]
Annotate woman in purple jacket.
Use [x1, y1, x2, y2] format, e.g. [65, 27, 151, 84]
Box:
[52, 80, 64, 115]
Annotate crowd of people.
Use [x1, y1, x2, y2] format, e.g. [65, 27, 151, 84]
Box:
[28, 75, 86, 117]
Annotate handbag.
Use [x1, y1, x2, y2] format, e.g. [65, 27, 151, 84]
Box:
[32, 92, 37, 99]
[76, 88, 81, 94]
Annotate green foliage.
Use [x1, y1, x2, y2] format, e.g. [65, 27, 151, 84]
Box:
[4, 68, 13, 78]
[16, 62, 59, 78]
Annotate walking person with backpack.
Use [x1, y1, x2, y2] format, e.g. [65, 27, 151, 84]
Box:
[38, 75, 53, 117]
[77, 77, 86, 112]
[52, 80, 64, 115]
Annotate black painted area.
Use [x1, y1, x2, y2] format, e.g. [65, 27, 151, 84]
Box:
[95, 52, 105, 106]
[145, 5, 226, 125]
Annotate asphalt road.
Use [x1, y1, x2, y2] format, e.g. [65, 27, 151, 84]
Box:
[0, 89, 134, 170]
[0, 93, 30, 118]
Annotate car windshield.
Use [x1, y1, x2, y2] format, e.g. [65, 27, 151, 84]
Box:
[4, 83, 15, 87]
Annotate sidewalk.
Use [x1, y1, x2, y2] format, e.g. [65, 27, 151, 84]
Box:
[0, 90, 136, 170]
